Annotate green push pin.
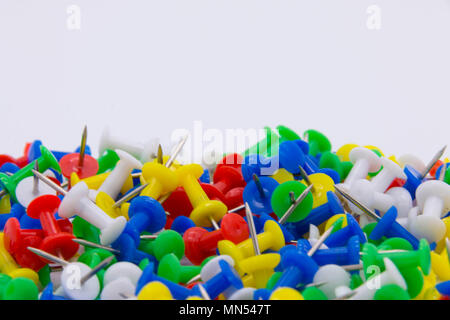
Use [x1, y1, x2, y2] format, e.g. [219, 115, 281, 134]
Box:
[271, 181, 314, 223]
[398, 266, 424, 299]
[301, 287, 328, 300]
[97, 149, 120, 174]
[303, 129, 331, 157]
[377, 237, 413, 251]
[276, 125, 301, 143]
[319, 151, 353, 182]
[139, 230, 184, 261]
[2, 277, 39, 300]
[0, 146, 60, 201]
[374, 284, 410, 300]
[72, 216, 101, 245]
[157, 253, 201, 284]
[38, 265, 51, 288]
[362, 239, 431, 276]
[445, 166, 450, 184]
[242, 127, 280, 158]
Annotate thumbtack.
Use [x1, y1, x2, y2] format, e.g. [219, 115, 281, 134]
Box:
[78, 125, 88, 168]
[297, 165, 315, 192]
[334, 185, 381, 221]
[278, 184, 314, 225]
[157, 145, 163, 165]
[72, 238, 120, 254]
[421, 145, 447, 179]
[245, 202, 260, 256]
[31, 169, 67, 195]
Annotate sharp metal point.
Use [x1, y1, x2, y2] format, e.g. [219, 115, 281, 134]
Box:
[210, 217, 220, 230]
[140, 235, 159, 240]
[72, 238, 120, 254]
[112, 183, 149, 208]
[304, 281, 327, 289]
[252, 174, 266, 198]
[31, 169, 67, 195]
[422, 145, 447, 179]
[298, 165, 315, 191]
[342, 263, 363, 271]
[32, 160, 39, 193]
[78, 125, 88, 168]
[27, 247, 68, 266]
[197, 284, 211, 300]
[228, 204, 245, 213]
[245, 202, 261, 256]
[157, 144, 163, 165]
[186, 274, 202, 285]
[334, 185, 381, 221]
[289, 191, 296, 204]
[438, 164, 447, 181]
[166, 134, 188, 168]
[158, 192, 171, 204]
[307, 221, 338, 256]
[80, 256, 114, 285]
[278, 184, 313, 225]
[333, 291, 357, 300]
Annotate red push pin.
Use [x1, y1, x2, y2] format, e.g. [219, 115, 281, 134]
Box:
[59, 126, 98, 180]
[183, 213, 249, 265]
[215, 153, 244, 172]
[223, 187, 245, 215]
[386, 177, 406, 191]
[3, 218, 46, 271]
[26, 194, 79, 262]
[0, 143, 31, 169]
[162, 187, 192, 218]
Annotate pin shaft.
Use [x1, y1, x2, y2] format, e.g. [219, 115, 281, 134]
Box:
[278, 184, 313, 225]
[245, 203, 261, 256]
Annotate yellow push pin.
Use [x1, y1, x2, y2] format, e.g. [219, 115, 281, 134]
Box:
[239, 253, 280, 289]
[336, 144, 359, 162]
[0, 194, 11, 214]
[430, 238, 450, 281]
[0, 233, 39, 286]
[95, 191, 129, 220]
[71, 172, 133, 196]
[300, 173, 335, 208]
[271, 169, 294, 184]
[137, 281, 173, 300]
[270, 287, 304, 300]
[177, 164, 227, 228]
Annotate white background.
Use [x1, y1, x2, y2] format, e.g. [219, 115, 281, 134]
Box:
[0, 1, 449, 164]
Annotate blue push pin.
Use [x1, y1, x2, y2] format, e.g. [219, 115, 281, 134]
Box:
[28, 140, 92, 162]
[0, 203, 25, 230]
[241, 154, 279, 182]
[273, 250, 318, 289]
[170, 216, 196, 235]
[279, 140, 306, 174]
[242, 175, 279, 214]
[293, 140, 321, 174]
[402, 165, 423, 200]
[135, 263, 192, 299]
[0, 163, 20, 175]
[312, 235, 361, 266]
[123, 196, 167, 245]
[190, 259, 243, 299]
[335, 186, 423, 250]
[324, 213, 366, 247]
[436, 280, 450, 297]
[199, 169, 210, 184]
[112, 232, 157, 265]
[253, 288, 272, 300]
[287, 191, 343, 237]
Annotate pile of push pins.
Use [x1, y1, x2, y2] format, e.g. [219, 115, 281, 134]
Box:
[0, 125, 449, 300]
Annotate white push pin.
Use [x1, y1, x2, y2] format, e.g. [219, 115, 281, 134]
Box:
[348, 258, 407, 300]
[338, 147, 382, 191]
[93, 150, 142, 201]
[58, 182, 127, 245]
[98, 127, 159, 163]
[385, 187, 413, 218]
[100, 261, 143, 300]
[15, 162, 57, 208]
[28, 247, 112, 300]
[409, 180, 450, 243]
[32, 169, 127, 246]
[198, 255, 239, 299]
[313, 264, 351, 299]
[228, 287, 256, 300]
[349, 158, 406, 215]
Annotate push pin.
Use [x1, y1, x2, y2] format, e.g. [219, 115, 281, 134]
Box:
[272, 183, 314, 224]
[32, 170, 127, 245]
[59, 126, 99, 180]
